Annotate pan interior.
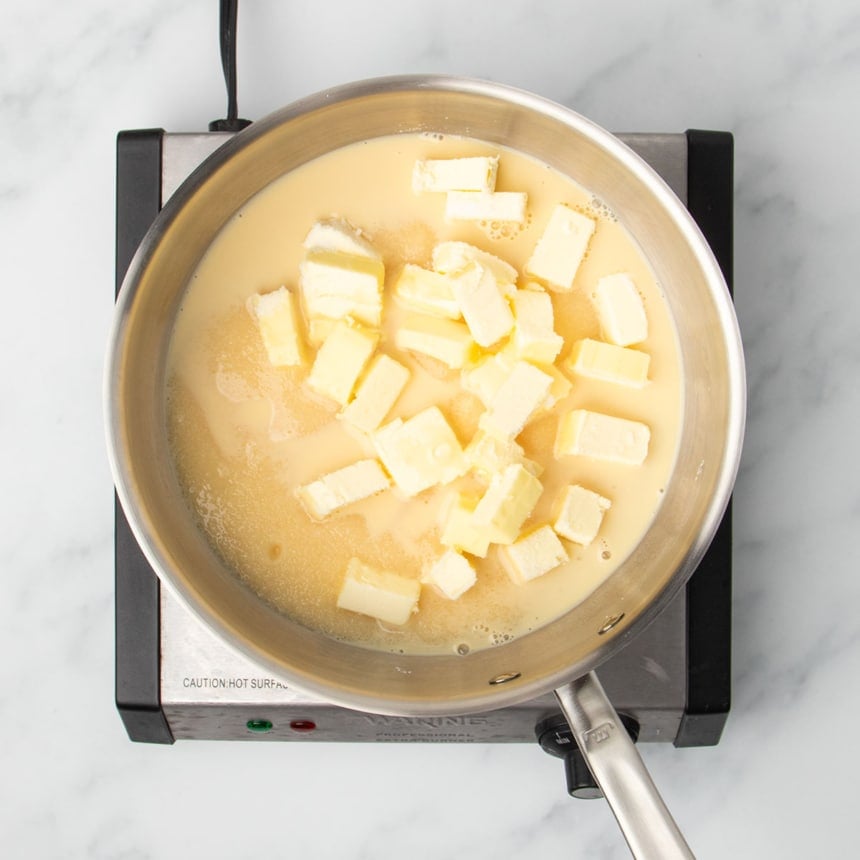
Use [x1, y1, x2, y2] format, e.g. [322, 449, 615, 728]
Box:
[109, 78, 743, 715]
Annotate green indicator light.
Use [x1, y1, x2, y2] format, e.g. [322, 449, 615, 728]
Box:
[246, 718, 274, 733]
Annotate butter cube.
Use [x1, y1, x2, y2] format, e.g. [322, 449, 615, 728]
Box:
[472, 463, 543, 544]
[306, 317, 337, 348]
[296, 459, 390, 520]
[394, 264, 461, 319]
[525, 204, 596, 291]
[510, 288, 564, 365]
[450, 264, 515, 348]
[395, 313, 476, 369]
[248, 286, 305, 367]
[303, 219, 381, 259]
[412, 156, 499, 193]
[479, 360, 554, 439]
[464, 428, 542, 481]
[299, 249, 384, 328]
[461, 353, 511, 407]
[555, 409, 650, 465]
[340, 354, 410, 433]
[553, 484, 612, 545]
[337, 558, 420, 625]
[593, 273, 648, 346]
[423, 550, 477, 600]
[307, 320, 379, 406]
[498, 525, 568, 584]
[492, 342, 570, 413]
[440, 494, 492, 558]
[445, 191, 528, 224]
[372, 406, 467, 497]
[540, 363, 574, 411]
[566, 338, 650, 387]
[432, 241, 518, 291]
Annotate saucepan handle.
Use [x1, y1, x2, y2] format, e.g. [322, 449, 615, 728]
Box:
[554, 672, 695, 860]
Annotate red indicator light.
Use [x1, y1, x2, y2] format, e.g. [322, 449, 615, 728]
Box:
[289, 719, 316, 732]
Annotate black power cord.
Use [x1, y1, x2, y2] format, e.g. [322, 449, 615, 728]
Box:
[209, 0, 252, 132]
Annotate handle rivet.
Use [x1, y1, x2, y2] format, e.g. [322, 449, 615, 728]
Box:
[489, 671, 522, 685]
[598, 613, 625, 635]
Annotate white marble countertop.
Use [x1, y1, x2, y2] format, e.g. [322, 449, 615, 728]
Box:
[3, 1, 859, 857]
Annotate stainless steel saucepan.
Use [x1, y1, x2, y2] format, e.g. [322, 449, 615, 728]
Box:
[106, 75, 745, 858]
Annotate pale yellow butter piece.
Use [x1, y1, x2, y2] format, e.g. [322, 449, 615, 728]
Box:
[440, 494, 492, 558]
[554, 409, 650, 465]
[509, 287, 564, 365]
[372, 406, 467, 497]
[422, 550, 477, 600]
[445, 191, 528, 224]
[248, 286, 305, 367]
[412, 156, 499, 193]
[566, 338, 650, 387]
[464, 428, 542, 481]
[306, 317, 337, 348]
[431, 241, 518, 291]
[299, 248, 384, 327]
[493, 343, 570, 412]
[303, 218, 381, 259]
[552, 484, 612, 545]
[540, 363, 573, 411]
[498, 525, 568, 584]
[472, 463, 543, 544]
[461, 353, 511, 408]
[593, 273, 648, 346]
[296, 459, 390, 520]
[479, 360, 554, 439]
[306, 320, 379, 406]
[393, 264, 461, 319]
[337, 558, 420, 625]
[525, 203, 596, 291]
[340, 354, 410, 433]
[449, 264, 515, 348]
[394, 312, 476, 369]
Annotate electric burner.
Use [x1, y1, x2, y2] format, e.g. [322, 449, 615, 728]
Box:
[114, 126, 733, 799]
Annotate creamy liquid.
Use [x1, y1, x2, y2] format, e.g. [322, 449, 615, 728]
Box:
[166, 133, 682, 656]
